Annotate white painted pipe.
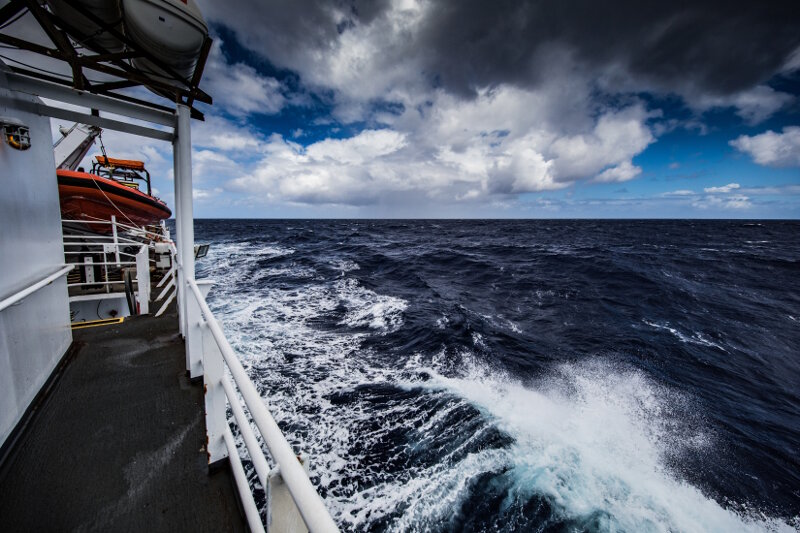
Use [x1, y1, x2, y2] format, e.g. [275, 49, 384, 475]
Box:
[0, 265, 74, 312]
[222, 376, 271, 492]
[67, 261, 137, 266]
[187, 279, 339, 533]
[62, 242, 142, 248]
[224, 429, 266, 533]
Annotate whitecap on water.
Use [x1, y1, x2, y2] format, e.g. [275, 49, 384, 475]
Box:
[335, 279, 408, 332]
[642, 319, 727, 352]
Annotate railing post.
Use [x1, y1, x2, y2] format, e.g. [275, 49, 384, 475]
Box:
[198, 280, 228, 466]
[268, 457, 311, 533]
[173, 128, 185, 338]
[135, 245, 150, 314]
[174, 103, 202, 379]
[111, 215, 121, 267]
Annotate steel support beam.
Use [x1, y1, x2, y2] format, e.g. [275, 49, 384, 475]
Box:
[0, 96, 173, 141]
[0, 1, 26, 27]
[174, 104, 202, 378]
[173, 159, 185, 338]
[4, 70, 176, 127]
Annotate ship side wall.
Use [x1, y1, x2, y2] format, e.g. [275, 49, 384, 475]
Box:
[0, 75, 72, 448]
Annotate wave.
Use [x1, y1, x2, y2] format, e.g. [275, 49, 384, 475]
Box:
[416, 359, 795, 532]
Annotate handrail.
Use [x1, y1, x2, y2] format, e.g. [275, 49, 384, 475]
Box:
[186, 278, 340, 533]
[224, 429, 266, 533]
[0, 264, 74, 313]
[221, 376, 271, 490]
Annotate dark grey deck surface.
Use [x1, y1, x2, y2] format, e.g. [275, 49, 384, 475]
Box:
[0, 309, 246, 532]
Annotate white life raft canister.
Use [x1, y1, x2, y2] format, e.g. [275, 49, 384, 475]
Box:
[46, 0, 125, 53]
[122, 0, 208, 86]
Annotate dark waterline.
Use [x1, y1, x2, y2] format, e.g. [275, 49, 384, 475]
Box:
[191, 219, 799, 531]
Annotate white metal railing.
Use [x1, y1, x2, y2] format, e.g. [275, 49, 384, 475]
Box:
[0, 264, 74, 313]
[176, 262, 339, 532]
[62, 215, 167, 242]
[62, 216, 160, 314]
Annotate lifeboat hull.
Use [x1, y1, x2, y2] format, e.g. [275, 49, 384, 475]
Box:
[57, 169, 171, 233]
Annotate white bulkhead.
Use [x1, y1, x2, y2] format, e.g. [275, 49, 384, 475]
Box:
[0, 64, 72, 448]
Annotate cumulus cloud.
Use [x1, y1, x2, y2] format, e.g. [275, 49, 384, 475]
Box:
[704, 183, 740, 193]
[594, 161, 642, 183]
[729, 127, 800, 167]
[225, 87, 657, 206]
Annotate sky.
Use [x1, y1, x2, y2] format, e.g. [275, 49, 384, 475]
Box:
[3, 0, 800, 218]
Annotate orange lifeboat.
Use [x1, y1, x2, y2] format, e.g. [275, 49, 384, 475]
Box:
[57, 156, 171, 233]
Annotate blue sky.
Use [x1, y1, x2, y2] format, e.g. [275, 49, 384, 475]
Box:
[15, 0, 796, 218]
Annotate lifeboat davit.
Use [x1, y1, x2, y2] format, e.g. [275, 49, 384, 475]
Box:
[57, 157, 171, 234]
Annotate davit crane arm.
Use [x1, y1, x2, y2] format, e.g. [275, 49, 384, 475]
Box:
[52, 123, 102, 171]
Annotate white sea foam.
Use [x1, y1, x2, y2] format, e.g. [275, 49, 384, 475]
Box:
[329, 259, 361, 273]
[335, 279, 408, 331]
[417, 360, 795, 532]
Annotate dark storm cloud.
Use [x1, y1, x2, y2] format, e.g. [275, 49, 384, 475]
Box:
[200, 0, 391, 61]
[201, 0, 800, 100]
[416, 0, 800, 96]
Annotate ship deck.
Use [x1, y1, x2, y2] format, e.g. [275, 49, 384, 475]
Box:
[0, 306, 246, 532]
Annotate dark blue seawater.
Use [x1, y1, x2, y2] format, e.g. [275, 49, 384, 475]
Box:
[194, 219, 800, 532]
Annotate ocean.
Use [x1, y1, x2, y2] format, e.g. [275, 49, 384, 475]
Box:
[193, 219, 800, 532]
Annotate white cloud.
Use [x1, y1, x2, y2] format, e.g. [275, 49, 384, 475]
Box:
[727, 86, 794, 125]
[594, 161, 642, 183]
[704, 183, 740, 193]
[228, 129, 410, 205]
[782, 45, 800, 73]
[662, 189, 695, 196]
[193, 187, 224, 200]
[202, 40, 287, 116]
[692, 194, 751, 210]
[193, 115, 266, 152]
[729, 127, 800, 167]
[688, 85, 793, 125]
[223, 86, 656, 207]
[306, 130, 407, 164]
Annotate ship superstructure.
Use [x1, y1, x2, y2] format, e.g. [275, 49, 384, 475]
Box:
[0, 1, 338, 531]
